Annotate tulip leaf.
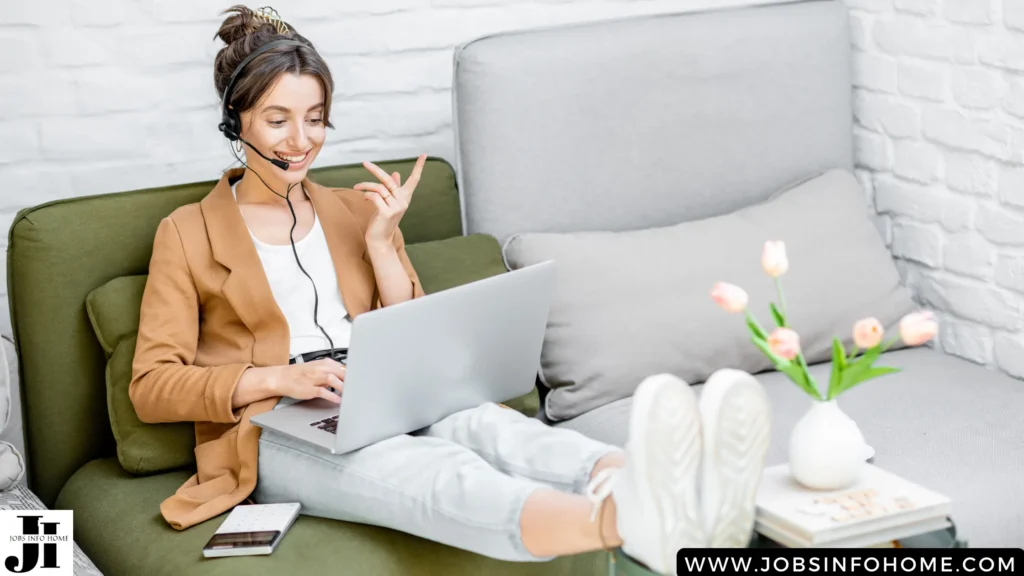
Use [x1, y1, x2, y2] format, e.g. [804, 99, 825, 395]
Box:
[751, 336, 786, 366]
[837, 365, 901, 396]
[848, 344, 883, 372]
[794, 352, 824, 400]
[751, 338, 821, 400]
[745, 312, 768, 341]
[770, 302, 786, 328]
[834, 346, 886, 396]
[828, 338, 845, 400]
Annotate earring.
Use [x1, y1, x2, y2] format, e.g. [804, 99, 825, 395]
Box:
[234, 139, 243, 155]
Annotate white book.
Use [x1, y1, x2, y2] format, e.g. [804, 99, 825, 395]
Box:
[756, 515, 952, 548]
[755, 464, 952, 546]
[202, 503, 301, 558]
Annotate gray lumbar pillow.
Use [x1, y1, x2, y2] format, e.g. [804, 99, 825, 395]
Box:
[503, 169, 916, 422]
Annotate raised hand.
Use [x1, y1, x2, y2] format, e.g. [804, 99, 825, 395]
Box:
[355, 153, 427, 246]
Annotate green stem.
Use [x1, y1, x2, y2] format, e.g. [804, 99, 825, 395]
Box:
[774, 277, 787, 326]
[848, 345, 860, 362]
[795, 352, 823, 400]
[745, 310, 768, 341]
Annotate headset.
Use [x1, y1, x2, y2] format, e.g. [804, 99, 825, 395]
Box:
[219, 38, 343, 365]
[219, 39, 302, 170]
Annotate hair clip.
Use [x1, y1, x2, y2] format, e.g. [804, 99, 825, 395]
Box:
[255, 6, 289, 35]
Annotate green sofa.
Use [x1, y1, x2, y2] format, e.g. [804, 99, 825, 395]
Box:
[6, 157, 606, 575]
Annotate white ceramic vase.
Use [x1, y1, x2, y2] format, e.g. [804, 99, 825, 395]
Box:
[788, 399, 866, 490]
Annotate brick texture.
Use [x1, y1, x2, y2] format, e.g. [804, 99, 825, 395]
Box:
[852, 0, 1024, 377]
[0, 0, 742, 336]
[3, 0, 1021, 390]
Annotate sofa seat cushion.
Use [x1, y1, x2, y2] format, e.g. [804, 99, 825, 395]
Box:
[550, 348, 1024, 548]
[57, 457, 603, 575]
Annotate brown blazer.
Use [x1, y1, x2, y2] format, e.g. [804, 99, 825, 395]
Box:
[130, 168, 425, 530]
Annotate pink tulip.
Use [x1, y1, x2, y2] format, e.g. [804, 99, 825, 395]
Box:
[711, 282, 748, 313]
[899, 311, 938, 346]
[762, 241, 789, 277]
[768, 327, 801, 360]
[853, 317, 884, 349]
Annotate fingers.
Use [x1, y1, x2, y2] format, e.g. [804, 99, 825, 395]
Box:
[362, 161, 399, 193]
[354, 181, 391, 199]
[326, 373, 344, 392]
[329, 362, 346, 381]
[309, 358, 347, 381]
[363, 191, 390, 212]
[303, 363, 343, 403]
[355, 183, 395, 211]
[317, 385, 342, 404]
[393, 154, 426, 204]
[319, 373, 343, 403]
[406, 154, 426, 190]
[362, 156, 425, 204]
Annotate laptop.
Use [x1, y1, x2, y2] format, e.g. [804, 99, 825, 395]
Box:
[250, 260, 556, 454]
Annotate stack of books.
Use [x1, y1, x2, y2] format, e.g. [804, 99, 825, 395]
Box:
[754, 464, 953, 548]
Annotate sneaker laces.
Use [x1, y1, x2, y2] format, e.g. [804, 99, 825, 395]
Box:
[584, 467, 620, 522]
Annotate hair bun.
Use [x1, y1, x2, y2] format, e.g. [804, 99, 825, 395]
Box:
[216, 5, 265, 45]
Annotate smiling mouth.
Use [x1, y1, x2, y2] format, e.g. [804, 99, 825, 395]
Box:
[274, 150, 310, 164]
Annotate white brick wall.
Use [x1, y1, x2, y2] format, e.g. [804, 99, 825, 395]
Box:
[0, 0, 783, 337]
[853, 0, 1024, 374]
[7, 0, 1016, 385]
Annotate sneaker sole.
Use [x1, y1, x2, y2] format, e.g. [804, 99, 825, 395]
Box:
[629, 374, 705, 572]
[702, 369, 772, 548]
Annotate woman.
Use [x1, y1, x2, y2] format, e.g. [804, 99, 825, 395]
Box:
[129, 5, 771, 573]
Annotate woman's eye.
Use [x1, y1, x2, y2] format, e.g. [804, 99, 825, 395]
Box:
[268, 120, 286, 127]
[308, 118, 323, 125]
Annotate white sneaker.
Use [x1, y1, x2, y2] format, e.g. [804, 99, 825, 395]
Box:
[585, 374, 706, 574]
[698, 368, 772, 547]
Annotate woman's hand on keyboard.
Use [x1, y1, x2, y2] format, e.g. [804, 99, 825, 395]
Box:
[270, 359, 346, 404]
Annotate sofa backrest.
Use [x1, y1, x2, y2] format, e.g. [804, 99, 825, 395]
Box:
[5, 157, 461, 506]
[452, 0, 854, 244]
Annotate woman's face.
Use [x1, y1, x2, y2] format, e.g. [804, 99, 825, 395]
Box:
[238, 72, 326, 186]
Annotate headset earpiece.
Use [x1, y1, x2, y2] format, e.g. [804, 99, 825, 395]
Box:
[219, 39, 304, 144]
[219, 108, 242, 142]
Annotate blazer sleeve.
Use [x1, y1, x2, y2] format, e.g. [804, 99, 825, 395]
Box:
[129, 217, 252, 424]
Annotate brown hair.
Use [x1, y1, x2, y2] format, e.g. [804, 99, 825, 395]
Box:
[213, 5, 335, 129]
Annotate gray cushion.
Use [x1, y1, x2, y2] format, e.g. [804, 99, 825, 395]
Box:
[505, 169, 916, 421]
[453, 0, 853, 243]
[551, 347, 1024, 548]
[0, 337, 26, 488]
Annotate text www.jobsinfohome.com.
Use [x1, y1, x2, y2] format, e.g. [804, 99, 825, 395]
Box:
[675, 549, 1022, 575]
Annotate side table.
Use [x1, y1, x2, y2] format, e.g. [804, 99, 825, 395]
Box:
[0, 484, 104, 575]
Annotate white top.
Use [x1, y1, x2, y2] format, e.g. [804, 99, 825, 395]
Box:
[231, 182, 352, 357]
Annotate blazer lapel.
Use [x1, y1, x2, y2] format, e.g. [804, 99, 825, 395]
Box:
[305, 180, 376, 318]
[200, 169, 290, 366]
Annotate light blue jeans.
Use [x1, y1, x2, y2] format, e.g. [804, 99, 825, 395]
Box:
[252, 402, 618, 561]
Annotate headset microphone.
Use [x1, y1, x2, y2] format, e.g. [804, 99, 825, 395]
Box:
[219, 37, 341, 365]
[219, 39, 306, 172]
[237, 136, 290, 171]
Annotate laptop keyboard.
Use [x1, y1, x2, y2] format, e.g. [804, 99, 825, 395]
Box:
[310, 415, 338, 435]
